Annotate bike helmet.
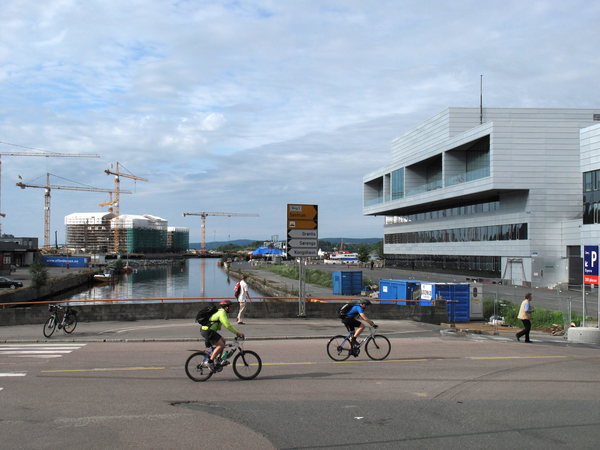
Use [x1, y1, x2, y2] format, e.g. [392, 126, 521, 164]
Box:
[220, 300, 233, 307]
[360, 299, 372, 306]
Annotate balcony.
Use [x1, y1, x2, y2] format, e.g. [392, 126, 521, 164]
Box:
[445, 167, 490, 187]
[406, 180, 442, 197]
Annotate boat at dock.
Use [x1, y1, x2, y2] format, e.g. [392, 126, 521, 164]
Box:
[94, 268, 117, 283]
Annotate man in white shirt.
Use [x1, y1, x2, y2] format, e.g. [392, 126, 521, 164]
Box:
[237, 275, 251, 324]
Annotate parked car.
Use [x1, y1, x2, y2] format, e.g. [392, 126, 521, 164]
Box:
[0, 277, 23, 289]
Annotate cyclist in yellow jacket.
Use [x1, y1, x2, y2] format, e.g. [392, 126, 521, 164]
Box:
[201, 300, 245, 372]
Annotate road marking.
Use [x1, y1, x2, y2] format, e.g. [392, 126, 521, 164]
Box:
[41, 367, 165, 373]
[264, 362, 317, 366]
[467, 356, 567, 360]
[0, 373, 27, 377]
[0, 344, 86, 359]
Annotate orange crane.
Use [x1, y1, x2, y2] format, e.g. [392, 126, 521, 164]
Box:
[0, 140, 99, 235]
[16, 173, 131, 249]
[182, 212, 259, 253]
[104, 162, 148, 253]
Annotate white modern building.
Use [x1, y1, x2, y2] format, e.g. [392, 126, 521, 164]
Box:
[363, 108, 600, 288]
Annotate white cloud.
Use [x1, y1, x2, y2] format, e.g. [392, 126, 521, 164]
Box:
[0, 0, 599, 243]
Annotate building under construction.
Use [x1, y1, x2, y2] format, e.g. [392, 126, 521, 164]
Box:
[64, 213, 189, 254]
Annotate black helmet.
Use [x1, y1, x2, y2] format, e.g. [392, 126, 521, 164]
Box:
[360, 299, 372, 306]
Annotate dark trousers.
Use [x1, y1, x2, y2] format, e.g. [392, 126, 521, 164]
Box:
[516, 319, 531, 342]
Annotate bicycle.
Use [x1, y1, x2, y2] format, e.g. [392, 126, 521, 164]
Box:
[327, 326, 391, 361]
[43, 304, 78, 338]
[185, 337, 262, 382]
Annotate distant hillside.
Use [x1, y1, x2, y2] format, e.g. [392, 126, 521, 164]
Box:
[190, 240, 255, 251]
[189, 238, 381, 251]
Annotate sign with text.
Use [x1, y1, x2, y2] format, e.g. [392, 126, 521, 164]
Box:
[584, 245, 599, 285]
[287, 204, 318, 258]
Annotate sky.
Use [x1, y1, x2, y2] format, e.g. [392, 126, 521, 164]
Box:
[1, 0, 599, 246]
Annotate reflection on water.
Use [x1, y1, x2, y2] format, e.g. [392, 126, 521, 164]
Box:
[62, 259, 261, 304]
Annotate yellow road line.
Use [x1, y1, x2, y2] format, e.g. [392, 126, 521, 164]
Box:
[41, 367, 165, 373]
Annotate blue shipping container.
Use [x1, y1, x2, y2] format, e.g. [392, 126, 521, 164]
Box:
[41, 256, 89, 268]
[332, 271, 363, 295]
[420, 283, 470, 322]
[379, 279, 421, 305]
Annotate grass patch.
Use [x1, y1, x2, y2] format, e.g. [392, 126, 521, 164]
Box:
[266, 266, 377, 291]
[483, 298, 593, 330]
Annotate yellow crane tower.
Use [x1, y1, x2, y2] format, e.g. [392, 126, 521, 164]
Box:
[105, 162, 148, 253]
[16, 173, 132, 249]
[182, 212, 260, 254]
[0, 140, 100, 236]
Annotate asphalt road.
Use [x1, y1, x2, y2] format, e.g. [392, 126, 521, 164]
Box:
[1, 319, 599, 449]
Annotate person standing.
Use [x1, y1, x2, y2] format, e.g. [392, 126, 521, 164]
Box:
[237, 275, 251, 324]
[516, 292, 535, 343]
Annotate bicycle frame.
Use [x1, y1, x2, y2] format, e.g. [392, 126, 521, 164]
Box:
[204, 338, 242, 366]
[343, 326, 377, 349]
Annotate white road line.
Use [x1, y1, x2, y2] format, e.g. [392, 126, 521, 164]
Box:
[0, 373, 27, 377]
[0, 344, 86, 359]
[0, 351, 74, 354]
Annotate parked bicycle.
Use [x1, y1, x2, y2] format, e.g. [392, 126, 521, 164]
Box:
[43, 304, 78, 338]
[327, 326, 391, 361]
[185, 336, 262, 382]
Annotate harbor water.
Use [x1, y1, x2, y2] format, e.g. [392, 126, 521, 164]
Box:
[61, 258, 262, 304]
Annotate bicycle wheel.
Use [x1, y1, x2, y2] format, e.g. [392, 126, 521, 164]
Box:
[365, 335, 391, 360]
[43, 316, 56, 338]
[63, 314, 78, 334]
[185, 351, 213, 382]
[232, 350, 262, 380]
[327, 335, 352, 361]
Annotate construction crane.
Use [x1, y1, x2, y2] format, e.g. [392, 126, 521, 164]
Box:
[105, 162, 148, 253]
[0, 140, 100, 235]
[16, 173, 131, 249]
[182, 212, 260, 254]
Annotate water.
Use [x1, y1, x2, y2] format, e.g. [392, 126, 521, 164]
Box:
[62, 259, 263, 304]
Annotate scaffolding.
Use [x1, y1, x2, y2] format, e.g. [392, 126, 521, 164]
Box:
[65, 213, 115, 252]
[64, 213, 187, 254]
[168, 227, 189, 252]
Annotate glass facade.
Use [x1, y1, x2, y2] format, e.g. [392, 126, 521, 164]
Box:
[385, 254, 501, 274]
[391, 168, 404, 200]
[583, 169, 600, 224]
[385, 198, 499, 225]
[384, 223, 527, 244]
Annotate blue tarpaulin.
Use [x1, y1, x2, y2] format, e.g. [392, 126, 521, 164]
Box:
[252, 247, 284, 255]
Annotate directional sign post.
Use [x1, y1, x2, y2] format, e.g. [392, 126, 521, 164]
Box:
[287, 204, 318, 316]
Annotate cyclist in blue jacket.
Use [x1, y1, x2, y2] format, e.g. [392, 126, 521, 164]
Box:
[342, 299, 377, 351]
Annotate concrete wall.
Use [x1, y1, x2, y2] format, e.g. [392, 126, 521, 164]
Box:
[0, 272, 95, 304]
[0, 300, 448, 327]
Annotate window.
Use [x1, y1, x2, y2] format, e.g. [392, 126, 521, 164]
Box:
[391, 168, 404, 200]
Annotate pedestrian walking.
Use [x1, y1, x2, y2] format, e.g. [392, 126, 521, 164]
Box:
[236, 275, 251, 324]
[516, 292, 535, 343]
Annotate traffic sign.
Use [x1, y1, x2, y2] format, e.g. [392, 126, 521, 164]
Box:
[288, 219, 318, 230]
[288, 229, 317, 239]
[287, 239, 317, 248]
[287, 204, 317, 220]
[288, 248, 318, 257]
[584, 245, 599, 285]
[287, 204, 318, 258]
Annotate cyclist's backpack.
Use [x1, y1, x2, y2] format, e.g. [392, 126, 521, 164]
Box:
[233, 281, 241, 298]
[337, 301, 356, 319]
[196, 305, 218, 326]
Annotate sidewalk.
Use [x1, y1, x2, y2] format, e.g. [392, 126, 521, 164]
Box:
[0, 317, 555, 344]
